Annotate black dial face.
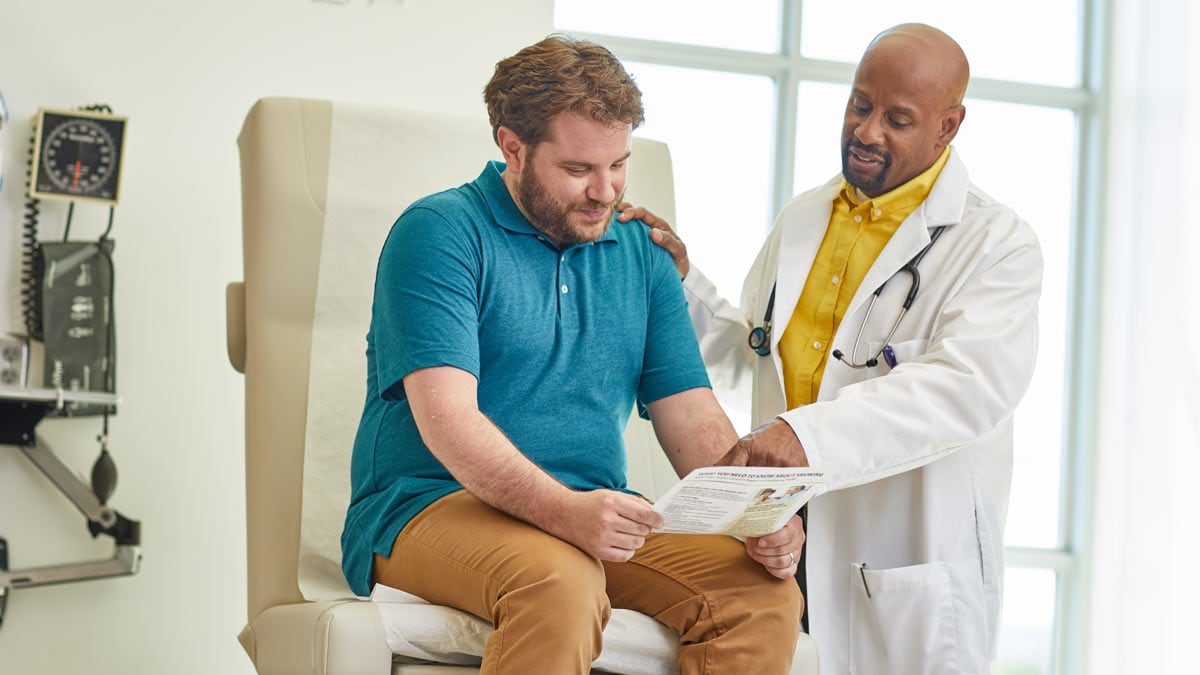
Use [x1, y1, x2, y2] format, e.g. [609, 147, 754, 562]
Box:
[32, 109, 126, 204]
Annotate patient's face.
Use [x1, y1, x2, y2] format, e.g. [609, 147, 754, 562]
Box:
[515, 112, 631, 247]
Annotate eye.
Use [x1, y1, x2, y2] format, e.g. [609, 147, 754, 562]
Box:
[849, 96, 870, 116]
[886, 115, 912, 129]
[566, 166, 589, 176]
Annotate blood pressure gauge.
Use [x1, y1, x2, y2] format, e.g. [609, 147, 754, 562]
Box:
[30, 107, 127, 205]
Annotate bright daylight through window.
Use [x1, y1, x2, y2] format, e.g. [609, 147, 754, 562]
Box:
[555, 1, 1094, 673]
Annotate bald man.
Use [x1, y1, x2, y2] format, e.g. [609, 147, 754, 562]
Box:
[623, 23, 1043, 674]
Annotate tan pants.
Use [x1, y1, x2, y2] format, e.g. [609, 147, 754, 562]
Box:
[373, 490, 805, 674]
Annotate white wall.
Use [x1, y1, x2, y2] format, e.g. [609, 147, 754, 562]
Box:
[0, 1, 551, 673]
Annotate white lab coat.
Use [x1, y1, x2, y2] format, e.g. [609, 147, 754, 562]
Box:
[683, 148, 1042, 675]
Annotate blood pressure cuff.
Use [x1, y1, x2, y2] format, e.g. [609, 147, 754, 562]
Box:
[39, 240, 116, 416]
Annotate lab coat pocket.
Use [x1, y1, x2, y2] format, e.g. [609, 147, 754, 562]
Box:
[849, 561, 959, 675]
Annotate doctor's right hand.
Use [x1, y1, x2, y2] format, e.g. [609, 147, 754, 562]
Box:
[718, 419, 810, 469]
[618, 203, 690, 280]
[549, 489, 664, 563]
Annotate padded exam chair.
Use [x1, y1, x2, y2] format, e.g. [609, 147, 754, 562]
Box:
[226, 97, 819, 675]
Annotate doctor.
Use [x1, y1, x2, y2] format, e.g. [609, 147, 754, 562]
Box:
[622, 23, 1042, 675]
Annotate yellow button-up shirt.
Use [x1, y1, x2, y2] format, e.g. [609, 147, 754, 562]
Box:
[778, 148, 950, 408]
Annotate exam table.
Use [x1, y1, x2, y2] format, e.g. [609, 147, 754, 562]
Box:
[226, 97, 819, 675]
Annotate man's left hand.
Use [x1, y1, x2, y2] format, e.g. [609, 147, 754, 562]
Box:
[745, 514, 805, 579]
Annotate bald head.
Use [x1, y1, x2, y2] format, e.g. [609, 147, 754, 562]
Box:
[840, 23, 970, 196]
[861, 23, 969, 110]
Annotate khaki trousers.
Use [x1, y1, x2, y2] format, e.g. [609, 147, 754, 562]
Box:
[373, 490, 804, 674]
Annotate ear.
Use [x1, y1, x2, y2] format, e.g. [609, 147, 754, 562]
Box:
[496, 126, 529, 174]
[938, 104, 966, 145]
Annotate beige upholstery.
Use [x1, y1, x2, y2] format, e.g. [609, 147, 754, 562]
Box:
[227, 97, 818, 674]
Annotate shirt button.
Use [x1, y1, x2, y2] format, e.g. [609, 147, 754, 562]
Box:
[831, 275, 841, 285]
[873, 208, 882, 217]
[561, 284, 569, 294]
[813, 341, 823, 350]
[854, 215, 863, 223]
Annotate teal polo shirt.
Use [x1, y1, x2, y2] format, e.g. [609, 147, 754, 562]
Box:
[341, 161, 711, 596]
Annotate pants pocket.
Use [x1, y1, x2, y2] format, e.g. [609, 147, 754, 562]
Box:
[848, 561, 960, 675]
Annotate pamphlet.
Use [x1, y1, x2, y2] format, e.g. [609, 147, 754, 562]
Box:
[652, 466, 825, 538]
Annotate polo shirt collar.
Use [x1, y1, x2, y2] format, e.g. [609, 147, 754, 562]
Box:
[477, 160, 619, 246]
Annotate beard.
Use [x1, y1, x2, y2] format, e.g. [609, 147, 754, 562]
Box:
[841, 137, 893, 195]
[517, 159, 623, 247]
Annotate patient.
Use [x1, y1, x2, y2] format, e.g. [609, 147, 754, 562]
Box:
[340, 35, 805, 674]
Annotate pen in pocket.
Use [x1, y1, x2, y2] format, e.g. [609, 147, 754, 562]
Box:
[882, 345, 898, 369]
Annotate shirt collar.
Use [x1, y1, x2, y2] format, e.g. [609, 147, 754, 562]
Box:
[478, 160, 619, 247]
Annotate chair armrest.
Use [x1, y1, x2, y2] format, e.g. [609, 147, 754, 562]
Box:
[227, 281, 246, 373]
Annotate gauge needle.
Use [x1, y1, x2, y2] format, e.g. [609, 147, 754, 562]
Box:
[73, 160, 82, 187]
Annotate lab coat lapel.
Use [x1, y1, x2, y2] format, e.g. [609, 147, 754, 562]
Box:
[844, 212, 932, 322]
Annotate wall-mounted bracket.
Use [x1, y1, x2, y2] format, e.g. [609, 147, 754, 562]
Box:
[0, 386, 141, 631]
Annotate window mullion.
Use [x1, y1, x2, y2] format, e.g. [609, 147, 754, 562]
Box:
[773, 0, 803, 220]
[1057, 0, 1110, 672]
[1005, 546, 1077, 573]
[966, 78, 1091, 110]
[773, 74, 800, 221]
[569, 31, 789, 77]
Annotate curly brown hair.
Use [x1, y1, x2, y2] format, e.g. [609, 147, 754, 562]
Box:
[483, 34, 645, 147]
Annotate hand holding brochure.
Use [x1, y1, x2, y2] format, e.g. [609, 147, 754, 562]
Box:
[652, 466, 825, 538]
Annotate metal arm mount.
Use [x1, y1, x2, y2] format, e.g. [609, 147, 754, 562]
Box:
[0, 388, 142, 630]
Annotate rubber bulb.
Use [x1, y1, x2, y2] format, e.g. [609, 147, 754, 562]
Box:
[91, 449, 118, 504]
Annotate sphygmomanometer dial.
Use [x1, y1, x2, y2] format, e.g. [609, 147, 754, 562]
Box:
[30, 108, 127, 205]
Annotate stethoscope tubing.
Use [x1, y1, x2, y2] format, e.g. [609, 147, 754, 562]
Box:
[748, 226, 947, 361]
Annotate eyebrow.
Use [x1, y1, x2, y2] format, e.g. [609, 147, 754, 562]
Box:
[851, 91, 920, 117]
[559, 151, 632, 168]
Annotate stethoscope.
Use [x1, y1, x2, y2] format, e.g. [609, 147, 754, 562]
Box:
[748, 226, 947, 368]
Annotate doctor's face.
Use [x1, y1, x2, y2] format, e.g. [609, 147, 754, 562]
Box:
[511, 112, 630, 248]
[840, 41, 965, 197]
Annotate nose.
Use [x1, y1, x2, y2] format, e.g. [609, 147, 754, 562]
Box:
[587, 170, 618, 204]
[853, 113, 884, 147]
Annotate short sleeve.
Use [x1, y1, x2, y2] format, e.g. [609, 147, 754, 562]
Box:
[636, 234, 711, 412]
[371, 204, 482, 400]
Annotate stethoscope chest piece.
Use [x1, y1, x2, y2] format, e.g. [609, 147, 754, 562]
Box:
[747, 285, 777, 356]
[748, 325, 771, 356]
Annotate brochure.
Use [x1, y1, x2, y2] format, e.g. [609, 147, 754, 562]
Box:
[652, 466, 825, 538]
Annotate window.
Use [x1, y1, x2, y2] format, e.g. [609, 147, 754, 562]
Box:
[555, 0, 781, 53]
[556, 2, 1101, 673]
[629, 62, 775, 304]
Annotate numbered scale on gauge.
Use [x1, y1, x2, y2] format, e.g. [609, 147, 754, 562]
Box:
[30, 108, 127, 205]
